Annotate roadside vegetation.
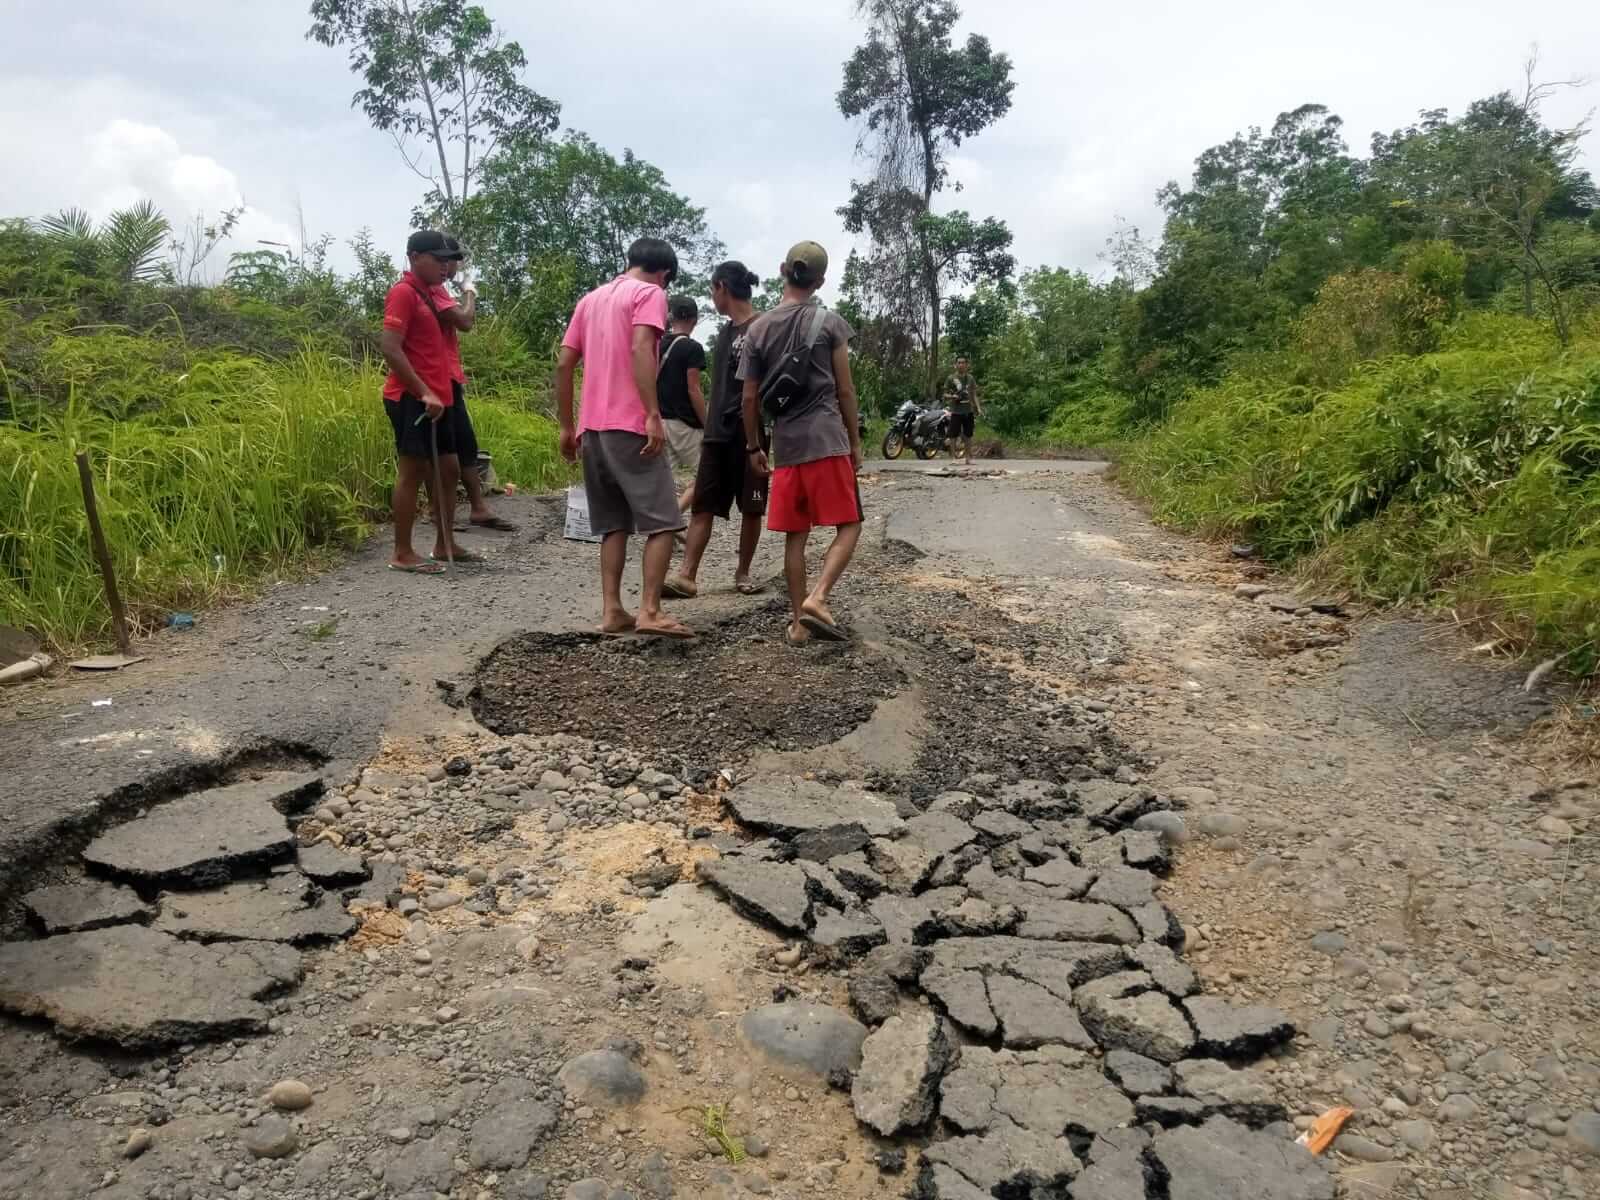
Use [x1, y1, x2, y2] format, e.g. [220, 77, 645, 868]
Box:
[836, 19, 1600, 676]
[0, 219, 567, 650]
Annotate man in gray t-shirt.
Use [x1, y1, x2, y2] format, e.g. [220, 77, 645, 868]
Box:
[735, 240, 864, 646]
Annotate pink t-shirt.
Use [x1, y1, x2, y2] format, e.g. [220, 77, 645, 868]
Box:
[561, 276, 668, 436]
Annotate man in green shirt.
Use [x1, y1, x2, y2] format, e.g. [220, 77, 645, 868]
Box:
[943, 356, 983, 465]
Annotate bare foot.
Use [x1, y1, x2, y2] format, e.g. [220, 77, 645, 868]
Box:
[787, 621, 811, 646]
[735, 575, 765, 595]
[598, 610, 637, 634]
[635, 613, 695, 640]
[801, 595, 837, 627]
[799, 597, 846, 641]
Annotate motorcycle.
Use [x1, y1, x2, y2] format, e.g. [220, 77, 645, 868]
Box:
[881, 400, 949, 460]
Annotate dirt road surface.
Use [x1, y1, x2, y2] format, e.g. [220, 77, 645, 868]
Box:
[1, 461, 1595, 1200]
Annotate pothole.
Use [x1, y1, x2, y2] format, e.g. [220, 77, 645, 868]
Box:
[469, 605, 905, 777]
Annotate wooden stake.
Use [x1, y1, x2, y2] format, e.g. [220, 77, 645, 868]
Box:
[75, 450, 132, 655]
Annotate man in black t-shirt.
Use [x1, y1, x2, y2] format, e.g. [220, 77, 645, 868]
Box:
[658, 296, 707, 512]
[664, 261, 767, 599]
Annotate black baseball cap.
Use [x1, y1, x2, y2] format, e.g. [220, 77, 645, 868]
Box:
[406, 230, 462, 259]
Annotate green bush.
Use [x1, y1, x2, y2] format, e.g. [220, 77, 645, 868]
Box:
[1122, 311, 1600, 671]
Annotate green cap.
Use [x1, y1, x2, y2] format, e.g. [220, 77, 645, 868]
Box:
[784, 240, 829, 284]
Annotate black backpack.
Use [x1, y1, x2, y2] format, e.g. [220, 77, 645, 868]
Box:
[758, 302, 830, 421]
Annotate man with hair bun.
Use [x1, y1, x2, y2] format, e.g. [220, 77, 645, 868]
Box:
[736, 241, 864, 643]
[667, 261, 768, 598]
[657, 294, 707, 514]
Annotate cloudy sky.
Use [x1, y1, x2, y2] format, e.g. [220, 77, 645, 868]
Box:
[5, 0, 1597, 298]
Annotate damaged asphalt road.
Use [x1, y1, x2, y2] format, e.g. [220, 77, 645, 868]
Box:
[2, 458, 1595, 1200]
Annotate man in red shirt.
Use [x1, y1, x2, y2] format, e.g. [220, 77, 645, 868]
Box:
[380, 230, 466, 574]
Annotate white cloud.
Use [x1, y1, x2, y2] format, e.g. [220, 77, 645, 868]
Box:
[3, 0, 1596, 296]
[79, 119, 299, 278]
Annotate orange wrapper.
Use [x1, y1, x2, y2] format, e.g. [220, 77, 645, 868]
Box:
[1295, 1106, 1355, 1155]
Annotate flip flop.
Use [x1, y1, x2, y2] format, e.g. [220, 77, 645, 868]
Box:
[470, 515, 519, 531]
[388, 560, 446, 575]
[662, 576, 698, 599]
[635, 622, 697, 641]
[799, 610, 848, 642]
[431, 550, 487, 564]
[735, 580, 767, 595]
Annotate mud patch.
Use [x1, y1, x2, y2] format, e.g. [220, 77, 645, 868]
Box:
[470, 605, 904, 776]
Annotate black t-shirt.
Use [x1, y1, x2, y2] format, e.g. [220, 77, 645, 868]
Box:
[705, 317, 754, 444]
[656, 331, 706, 427]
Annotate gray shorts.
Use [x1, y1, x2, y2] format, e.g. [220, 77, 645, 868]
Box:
[580, 429, 686, 537]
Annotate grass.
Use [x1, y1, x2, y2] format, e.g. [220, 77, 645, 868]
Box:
[1119, 311, 1600, 675]
[1, 349, 568, 652]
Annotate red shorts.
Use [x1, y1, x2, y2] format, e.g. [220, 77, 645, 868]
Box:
[768, 454, 863, 533]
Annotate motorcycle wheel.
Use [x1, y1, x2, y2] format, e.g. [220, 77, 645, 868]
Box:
[882, 431, 905, 460]
[914, 441, 941, 460]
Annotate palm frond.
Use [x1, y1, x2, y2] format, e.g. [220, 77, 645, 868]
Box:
[37, 207, 96, 242]
[103, 200, 172, 283]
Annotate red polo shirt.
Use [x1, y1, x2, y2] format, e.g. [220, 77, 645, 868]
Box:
[430, 285, 466, 385]
[381, 272, 455, 404]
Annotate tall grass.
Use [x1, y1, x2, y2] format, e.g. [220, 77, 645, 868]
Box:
[1, 350, 567, 651]
[1121, 312, 1600, 673]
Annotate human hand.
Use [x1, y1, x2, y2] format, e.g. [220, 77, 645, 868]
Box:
[850, 441, 864, 472]
[748, 448, 770, 477]
[559, 425, 580, 463]
[641, 413, 666, 457]
[422, 391, 445, 422]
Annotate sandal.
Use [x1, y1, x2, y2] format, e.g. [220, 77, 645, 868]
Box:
[470, 515, 519, 531]
[799, 609, 847, 642]
[635, 620, 696, 641]
[662, 575, 698, 599]
[735, 579, 766, 595]
[388, 560, 446, 575]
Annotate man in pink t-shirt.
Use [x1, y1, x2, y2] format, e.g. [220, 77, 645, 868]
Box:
[556, 237, 693, 639]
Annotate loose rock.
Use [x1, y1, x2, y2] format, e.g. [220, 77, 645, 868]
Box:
[851, 1011, 956, 1135]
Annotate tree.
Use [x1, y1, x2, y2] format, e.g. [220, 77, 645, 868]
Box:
[1367, 57, 1596, 341]
[307, 0, 559, 223]
[37, 200, 171, 283]
[455, 131, 722, 346]
[347, 228, 399, 320]
[838, 0, 1015, 397]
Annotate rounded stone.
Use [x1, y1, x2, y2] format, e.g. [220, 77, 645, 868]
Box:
[557, 1050, 647, 1108]
[737, 1002, 867, 1077]
[268, 1080, 313, 1111]
[242, 1117, 299, 1159]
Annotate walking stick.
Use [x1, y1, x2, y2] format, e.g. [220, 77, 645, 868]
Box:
[429, 413, 453, 570]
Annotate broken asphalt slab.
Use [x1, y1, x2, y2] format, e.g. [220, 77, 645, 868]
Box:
[723, 776, 905, 839]
[79, 772, 323, 888]
[0, 924, 300, 1049]
[152, 872, 357, 945]
[22, 878, 151, 933]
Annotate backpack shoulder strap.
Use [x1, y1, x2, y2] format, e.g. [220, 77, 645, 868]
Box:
[657, 332, 690, 377]
[407, 277, 442, 317]
[803, 302, 829, 351]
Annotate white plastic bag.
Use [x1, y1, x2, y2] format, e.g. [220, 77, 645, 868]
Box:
[563, 485, 603, 543]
